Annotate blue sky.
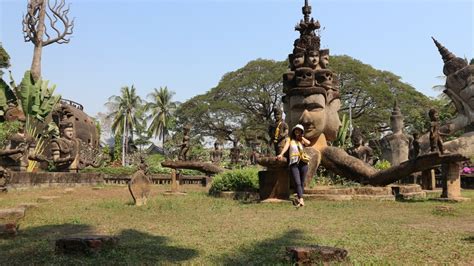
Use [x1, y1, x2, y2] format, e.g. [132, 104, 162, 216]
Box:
[1, 0, 473, 116]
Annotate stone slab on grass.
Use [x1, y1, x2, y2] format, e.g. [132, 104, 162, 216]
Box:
[286, 245, 348, 264]
[0, 223, 18, 238]
[128, 170, 151, 206]
[55, 235, 119, 255]
[0, 208, 25, 223]
[37, 196, 60, 203]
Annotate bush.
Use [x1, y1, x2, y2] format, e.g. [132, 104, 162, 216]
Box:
[209, 167, 259, 195]
[374, 159, 391, 170]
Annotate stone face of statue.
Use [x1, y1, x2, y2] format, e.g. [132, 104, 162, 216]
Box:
[306, 50, 320, 69]
[63, 127, 74, 140]
[292, 53, 305, 69]
[286, 94, 326, 141]
[324, 97, 342, 141]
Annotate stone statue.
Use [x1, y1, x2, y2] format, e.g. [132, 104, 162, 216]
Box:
[0, 117, 37, 171]
[432, 38, 474, 135]
[50, 122, 81, 172]
[210, 141, 223, 164]
[230, 140, 241, 164]
[347, 128, 374, 165]
[411, 132, 420, 159]
[380, 101, 411, 166]
[277, 0, 466, 187]
[0, 166, 10, 192]
[178, 125, 191, 161]
[268, 108, 289, 155]
[429, 108, 444, 154]
[281, 0, 339, 184]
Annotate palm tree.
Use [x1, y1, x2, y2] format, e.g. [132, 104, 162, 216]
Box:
[105, 85, 142, 166]
[146, 86, 176, 151]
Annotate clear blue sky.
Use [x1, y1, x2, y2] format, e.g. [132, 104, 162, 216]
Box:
[1, 0, 473, 116]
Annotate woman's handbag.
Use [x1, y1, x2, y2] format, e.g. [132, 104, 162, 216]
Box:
[297, 144, 310, 163]
[300, 152, 310, 163]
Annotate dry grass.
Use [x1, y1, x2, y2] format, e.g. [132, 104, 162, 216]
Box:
[1, 185, 473, 264]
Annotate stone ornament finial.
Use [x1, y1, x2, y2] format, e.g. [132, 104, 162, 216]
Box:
[432, 37, 455, 63]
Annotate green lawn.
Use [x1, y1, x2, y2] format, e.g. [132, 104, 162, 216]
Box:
[1, 185, 473, 264]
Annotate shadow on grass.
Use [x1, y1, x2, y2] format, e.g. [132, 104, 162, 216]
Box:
[0, 224, 198, 264]
[213, 229, 307, 264]
[462, 236, 474, 243]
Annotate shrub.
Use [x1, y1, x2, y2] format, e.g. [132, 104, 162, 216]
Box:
[209, 167, 259, 195]
[374, 159, 391, 170]
[81, 166, 137, 176]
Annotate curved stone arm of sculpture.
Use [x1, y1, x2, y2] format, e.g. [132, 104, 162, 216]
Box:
[52, 155, 75, 164]
[321, 146, 467, 186]
[0, 147, 25, 157]
[161, 160, 225, 175]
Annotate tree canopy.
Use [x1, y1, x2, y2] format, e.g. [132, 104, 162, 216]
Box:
[331, 55, 434, 137]
[175, 59, 287, 144]
[176, 56, 437, 145]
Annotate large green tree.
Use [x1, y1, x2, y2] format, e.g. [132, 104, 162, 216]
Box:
[176, 56, 435, 145]
[331, 55, 433, 137]
[106, 85, 142, 165]
[176, 59, 287, 143]
[146, 86, 177, 149]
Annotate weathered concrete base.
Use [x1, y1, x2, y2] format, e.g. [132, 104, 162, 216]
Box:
[390, 184, 426, 200]
[217, 191, 259, 201]
[286, 246, 348, 264]
[424, 189, 443, 198]
[430, 197, 471, 203]
[9, 172, 104, 190]
[258, 169, 290, 201]
[55, 235, 119, 255]
[304, 186, 395, 201]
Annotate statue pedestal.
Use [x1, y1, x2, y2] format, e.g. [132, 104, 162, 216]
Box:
[433, 162, 470, 202]
[421, 169, 436, 190]
[163, 169, 186, 196]
[258, 169, 290, 201]
[257, 157, 290, 201]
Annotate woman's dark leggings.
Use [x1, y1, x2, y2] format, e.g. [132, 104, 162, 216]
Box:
[290, 161, 308, 199]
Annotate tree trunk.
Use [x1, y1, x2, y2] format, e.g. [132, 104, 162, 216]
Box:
[30, 0, 47, 83]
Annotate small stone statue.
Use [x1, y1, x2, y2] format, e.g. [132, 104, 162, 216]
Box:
[268, 108, 289, 155]
[347, 129, 374, 165]
[210, 141, 223, 164]
[178, 125, 191, 161]
[0, 118, 37, 171]
[0, 166, 11, 192]
[428, 108, 444, 154]
[50, 122, 81, 172]
[411, 132, 420, 159]
[230, 140, 241, 164]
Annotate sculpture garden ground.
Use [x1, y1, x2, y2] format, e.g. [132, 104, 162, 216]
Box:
[1, 185, 473, 264]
